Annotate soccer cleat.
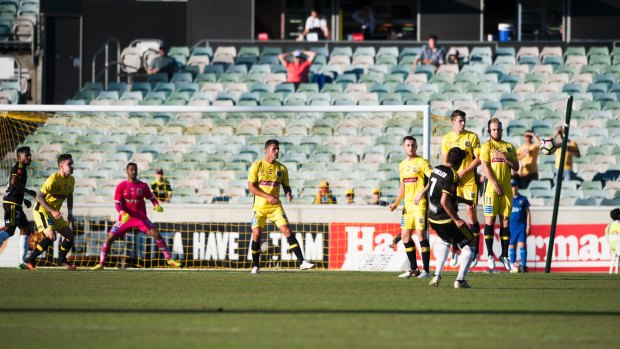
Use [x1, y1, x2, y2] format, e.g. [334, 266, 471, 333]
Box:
[522, 266, 528, 273]
[429, 275, 441, 287]
[59, 259, 76, 270]
[166, 259, 182, 268]
[487, 255, 496, 270]
[16, 263, 25, 270]
[417, 270, 430, 279]
[500, 256, 511, 271]
[398, 269, 421, 278]
[251, 266, 260, 274]
[300, 260, 315, 270]
[454, 280, 472, 289]
[91, 264, 104, 271]
[24, 261, 37, 271]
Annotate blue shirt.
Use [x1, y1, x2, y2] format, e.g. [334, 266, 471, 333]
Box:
[418, 45, 446, 65]
[510, 194, 530, 229]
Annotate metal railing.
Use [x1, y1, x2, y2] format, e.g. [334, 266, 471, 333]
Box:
[91, 38, 121, 89]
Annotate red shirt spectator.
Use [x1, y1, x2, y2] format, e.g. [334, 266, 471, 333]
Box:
[278, 50, 317, 84]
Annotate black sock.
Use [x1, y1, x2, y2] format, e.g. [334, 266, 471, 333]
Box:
[420, 239, 430, 273]
[250, 240, 261, 267]
[392, 235, 402, 247]
[470, 222, 480, 256]
[58, 238, 73, 261]
[286, 235, 305, 263]
[25, 237, 54, 263]
[484, 225, 494, 257]
[403, 240, 418, 270]
[500, 227, 510, 258]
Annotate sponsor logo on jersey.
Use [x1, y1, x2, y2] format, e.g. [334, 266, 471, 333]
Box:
[403, 177, 418, 183]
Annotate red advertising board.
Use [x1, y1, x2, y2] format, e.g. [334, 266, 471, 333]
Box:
[328, 223, 611, 272]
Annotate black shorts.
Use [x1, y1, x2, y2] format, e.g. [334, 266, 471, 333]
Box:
[430, 220, 474, 246]
[3, 203, 28, 228]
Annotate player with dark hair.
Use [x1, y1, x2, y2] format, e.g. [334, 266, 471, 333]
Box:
[509, 178, 531, 272]
[91, 163, 181, 270]
[441, 110, 482, 267]
[1, 146, 37, 267]
[427, 147, 476, 288]
[389, 136, 433, 278]
[22, 154, 76, 270]
[480, 118, 519, 271]
[247, 139, 314, 274]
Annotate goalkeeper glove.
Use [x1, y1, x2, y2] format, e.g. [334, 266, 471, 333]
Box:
[153, 205, 164, 213]
[23, 199, 31, 208]
[119, 211, 130, 223]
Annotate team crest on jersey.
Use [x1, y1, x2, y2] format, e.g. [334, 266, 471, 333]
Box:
[419, 218, 424, 224]
[470, 193, 475, 199]
[413, 166, 419, 172]
[276, 170, 282, 177]
[137, 188, 143, 195]
[465, 140, 471, 147]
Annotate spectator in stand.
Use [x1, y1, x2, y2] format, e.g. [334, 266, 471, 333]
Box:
[278, 50, 317, 88]
[553, 126, 580, 180]
[344, 188, 355, 205]
[517, 130, 541, 189]
[370, 188, 388, 206]
[314, 181, 337, 204]
[415, 34, 446, 68]
[446, 48, 461, 68]
[151, 168, 173, 203]
[146, 45, 177, 79]
[302, 9, 330, 40]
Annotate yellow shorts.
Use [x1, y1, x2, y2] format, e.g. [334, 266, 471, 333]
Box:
[457, 180, 478, 205]
[33, 210, 69, 233]
[251, 206, 289, 229]
[401, 206, 427, 231]
[483, 190, 512, 217]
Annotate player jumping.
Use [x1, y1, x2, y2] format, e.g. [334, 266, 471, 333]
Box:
[247, 139, 314, 274]
[91, 163, 181, 270]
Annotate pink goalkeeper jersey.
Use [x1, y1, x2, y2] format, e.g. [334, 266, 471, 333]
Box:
[114, 179, 154, 219]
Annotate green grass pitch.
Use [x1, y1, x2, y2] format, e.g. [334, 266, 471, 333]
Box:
[1, 269, 619, 349]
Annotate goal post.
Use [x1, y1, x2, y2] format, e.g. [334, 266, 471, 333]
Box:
[1, 104, 460, 271]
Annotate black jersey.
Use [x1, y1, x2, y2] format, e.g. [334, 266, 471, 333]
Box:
[427, 164, 459, 222]
[3, 161, 28, 205]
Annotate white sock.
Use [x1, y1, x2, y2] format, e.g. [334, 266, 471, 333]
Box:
[19, 234, 29, 263]
[0, 231, 9, 245]
[434, 240, 450, 277]
[457, 245, 474, 281]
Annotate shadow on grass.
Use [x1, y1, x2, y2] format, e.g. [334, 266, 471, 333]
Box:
[1, 308, 619, 316]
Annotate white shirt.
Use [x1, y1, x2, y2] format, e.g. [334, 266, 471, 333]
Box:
[305, 16, 327, 30]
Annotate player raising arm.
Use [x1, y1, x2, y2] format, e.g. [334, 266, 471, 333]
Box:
[22, 154, 76, 270]
[91, 163, 181, 270]
[427, 147, 476, 288]
[1, 146, 37, 268]
[248, 139, 314, 274]
[389, 136, 433, 278]
[480, 118, 519, 271]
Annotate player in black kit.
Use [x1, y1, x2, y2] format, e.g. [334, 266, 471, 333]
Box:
[427, 147, 476, 288]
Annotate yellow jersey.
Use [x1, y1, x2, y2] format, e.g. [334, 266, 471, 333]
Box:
[606, 220, 620, 253]
[399, 156, 432, 208]
[480, 139, 517, 192]
[35, 172, 75, 214]
[248, 159, 289, 210]
[441, 131, 480, 184]
[555, 140, 579, 170]
[517, 143, 539, 176]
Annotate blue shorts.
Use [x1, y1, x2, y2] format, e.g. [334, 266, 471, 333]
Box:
[509, 224, 526, 244]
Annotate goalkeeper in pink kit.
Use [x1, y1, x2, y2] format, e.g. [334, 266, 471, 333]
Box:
[91, 163, 181, 270]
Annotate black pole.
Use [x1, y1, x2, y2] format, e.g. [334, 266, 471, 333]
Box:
[545, 96, 573, 273]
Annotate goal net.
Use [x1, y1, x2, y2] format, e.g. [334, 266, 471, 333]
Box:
[0, 105, 467, 271]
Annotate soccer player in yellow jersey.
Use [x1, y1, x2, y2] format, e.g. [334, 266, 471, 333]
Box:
[23, 154, 77, 270]
[480, 118, 519, 271]
[441, 110, 482, 266]
[247, 139, 315, 274]
[389, 136, 433, 278]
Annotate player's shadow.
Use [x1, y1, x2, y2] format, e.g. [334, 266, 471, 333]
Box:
[2, 308, 619, 316]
